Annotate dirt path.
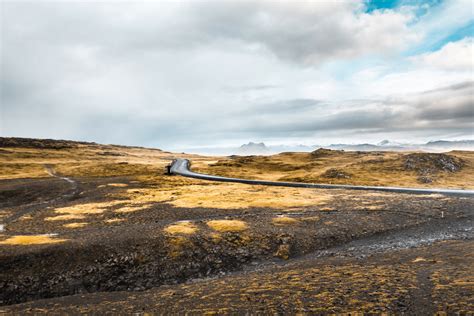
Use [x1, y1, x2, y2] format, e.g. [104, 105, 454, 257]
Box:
[43, 165, 77, 187]
[0, 166, 79, 232]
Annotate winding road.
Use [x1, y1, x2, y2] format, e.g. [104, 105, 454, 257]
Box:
[170, 158, 474, 197]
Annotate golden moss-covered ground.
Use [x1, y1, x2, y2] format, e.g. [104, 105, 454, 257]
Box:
[196, 150, 474, 189]
[0, 138, 472, 313]
[0, 234, 66, 245]
[164, 221, 198, 235]
[4, 240, 472, 314]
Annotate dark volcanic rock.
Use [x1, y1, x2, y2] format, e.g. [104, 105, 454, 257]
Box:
[0, 137, 95, 149]
[98, 151, 125, 156]
[403, 153, 463, 173]
[321, 168, 351, 179]
[310, 148, 342, 158]
[403, 153, 463, 184]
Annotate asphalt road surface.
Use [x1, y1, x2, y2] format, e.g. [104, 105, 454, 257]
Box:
[170, 158, 474, 197]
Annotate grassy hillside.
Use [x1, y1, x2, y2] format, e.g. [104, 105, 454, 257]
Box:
[196, 149, 474, 189]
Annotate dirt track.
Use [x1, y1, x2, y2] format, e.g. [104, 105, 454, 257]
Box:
[1, 166, 79, 229]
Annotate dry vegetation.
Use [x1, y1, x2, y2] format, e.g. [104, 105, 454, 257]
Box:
[0, 234, 66, 245]
[1, 138, 472, 245]
[63, 222, 88, 229]
[54, 201, 125, 215]
[197, 149, 474, 189]
[117, 182, 333, 210]
[164, 221, 198, 235]
[0, 144, 172, 179]
[104, 218, 124, 224]
[272, 216, 300, 226]
[206, 219, 248, 232]
[45, 214, 86, 221]
[0, 138, 473, 313]
[9, 240, 470, 314]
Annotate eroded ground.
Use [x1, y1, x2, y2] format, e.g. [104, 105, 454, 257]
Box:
[5, 240, 472, 314]
[0, 138, 473, 313]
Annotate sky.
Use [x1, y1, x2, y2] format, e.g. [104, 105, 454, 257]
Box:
[0, 0, 473, 151]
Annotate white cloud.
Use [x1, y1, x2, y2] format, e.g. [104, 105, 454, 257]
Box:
[411, 0, 474, 47]
[181, 0, 418, 65]
[0, 0, 472, 148]
[1, 1, 419, 66]
[411, 37, 474, 71]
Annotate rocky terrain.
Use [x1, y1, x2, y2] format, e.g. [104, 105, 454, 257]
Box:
[0, 137, 95, 149]
[203, 148, 474, 188]
[0, 138, 472, 314]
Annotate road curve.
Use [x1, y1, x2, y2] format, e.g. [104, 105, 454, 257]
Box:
[170, 158, 474, 197]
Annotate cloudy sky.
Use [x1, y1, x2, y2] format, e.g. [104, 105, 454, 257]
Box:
[1, 0, 473, 151]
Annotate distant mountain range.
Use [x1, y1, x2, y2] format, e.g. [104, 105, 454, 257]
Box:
[424, 140, 474, 150]
[184, 140, 474, 156]
[238, 142, 270, 155]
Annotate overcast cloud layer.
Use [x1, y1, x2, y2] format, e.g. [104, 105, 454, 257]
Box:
[1, 0, 473, 150]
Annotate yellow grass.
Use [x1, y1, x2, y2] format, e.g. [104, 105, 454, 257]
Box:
[197, 151, 474, 189]
[167, 236, 193, 258]
[114, 204, 151, 213]
[63, 222, 88, 228]
[45, 201, 131, 221]
[319, 207, 337, 211]
[3, 140, 473, 244]
[104, 218, 124, 224]
[451, 280, 474, 286]
[272, 216, 299, 225]
[302, 216, 320, 222]
[206, 220, 248, 232]
[0, 144, 183, 179]
[164, 221, 197, 235]
[354, 205, 385, 211]
[54, 201, 124, 215]
[2, 140, 473, 193]
[119, 183, 332, 210]
[170, 184, 332, 209]
[45, 214, 85, 221]
[210, 232, 222, 242]
[0, 234, 66, 245]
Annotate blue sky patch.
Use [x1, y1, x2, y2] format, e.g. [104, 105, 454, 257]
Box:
[433, 21, 474, 50]
[365, 0, 400, 12]
[365, 0, 443, 13]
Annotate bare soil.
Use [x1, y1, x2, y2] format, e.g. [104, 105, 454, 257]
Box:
[0, 138, 472, 314]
